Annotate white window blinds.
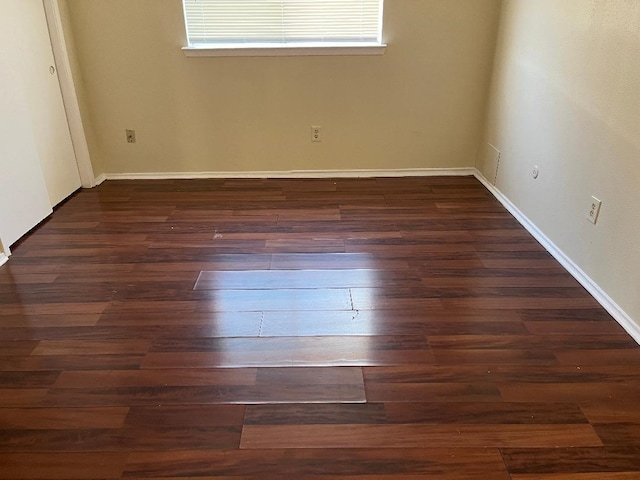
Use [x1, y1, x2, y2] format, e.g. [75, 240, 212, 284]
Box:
[183, 0, 384, 47]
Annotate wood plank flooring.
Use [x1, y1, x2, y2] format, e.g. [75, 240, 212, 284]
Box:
[1, 176, 639, 479]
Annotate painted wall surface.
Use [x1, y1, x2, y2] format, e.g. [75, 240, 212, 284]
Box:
[58, 0, 105, 177]
[479, 1, 640, 324]
[65, 0, 501, 175]
[0, 1, 54, 247]
[0, 52, 52, 247]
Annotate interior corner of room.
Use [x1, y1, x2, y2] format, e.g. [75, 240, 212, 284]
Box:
[0, 0, 638, 338]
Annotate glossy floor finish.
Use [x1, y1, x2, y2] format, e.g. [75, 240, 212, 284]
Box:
[1, 176, 639, 479]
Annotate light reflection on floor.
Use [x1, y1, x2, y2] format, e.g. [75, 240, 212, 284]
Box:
[195, 267, 379, 360]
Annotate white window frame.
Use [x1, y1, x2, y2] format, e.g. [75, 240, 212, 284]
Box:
[181, 0, 387, 57]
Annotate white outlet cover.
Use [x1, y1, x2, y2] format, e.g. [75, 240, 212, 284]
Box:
[311, 126, 322, 142]
[587, 196, 602, 224]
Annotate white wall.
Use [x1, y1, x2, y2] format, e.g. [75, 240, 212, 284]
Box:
[65, 0, 502, 176]
[0, 1, 54, 249]
[479, 0, 640, 330]
[0, 236, 7, 264]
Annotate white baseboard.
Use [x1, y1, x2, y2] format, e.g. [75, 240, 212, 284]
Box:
[93, 173, 107, 186]
[101, 167, 477, 181]
[473, 169, 640, 345]
[0, 252, 9, 267]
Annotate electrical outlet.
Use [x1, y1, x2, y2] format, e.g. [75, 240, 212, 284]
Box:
[587, 196, 602, 224]
[126, 129, 136, 143]
[311, 126, 322, 142]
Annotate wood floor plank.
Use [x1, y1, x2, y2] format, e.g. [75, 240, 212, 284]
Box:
[421, 276, 579, 287]
[259, 310, 380, 337]
[125, 405, 246, 427]
[261, 310, 529, 337]
[439, 297, 600, 310]
[255, 367, 364, 386]
[0, 426, 242, 452]
[555, 349, 640, 365]
[383, 402, 589, 424]
[0, 389, 48, 407]
[0, 370, 60, 387]
[41, 384, 366, 406]
[0, 354, 144, 372]
[501, 447, 640, 475]
[31, 339, 151, 356]
[194, 288, 353, 312]
[143, 337, 434, 368]
[580, 401, 640, 424]
[0, 407, 129, 429]
[0, 274, 58, 284]
[428, 334, 637, 350]
[124, 448, 510, 478]
[194, 269, 416, 290]
[0, 324, 258, 341]
[0, 314, 101, 327]
[244, 403, 387, 425]
[0, 341, 39, 355]
[96, 311, 263, 333]
[519, 308, 616, 322]
[365, 382, 502, 402]
[53, 368, 258, 388]
[432, 348, 558, 365]
[364, 364, 640, 384]
[141, 350, 436, 368]
[350, 287, 443, 310]
[524, 320, 627, 335]
[240, 424, 603, 449]
[0, 452, 128, 479]
[500, 383, 640, 402]
[0, 302, 108, 315]
[593, 424, 640, 446]
[135, 255, 272, 272]
[269, 253, 409, 270]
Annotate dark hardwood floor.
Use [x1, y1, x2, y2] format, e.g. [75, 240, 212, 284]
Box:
[1, 176, 639, 479]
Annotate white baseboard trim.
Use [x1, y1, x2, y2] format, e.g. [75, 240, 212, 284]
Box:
[473, 169, 640, 345]
[94, 174, 107, 186]
[101, 167, 477, 181]
[0, 253, 9, 267]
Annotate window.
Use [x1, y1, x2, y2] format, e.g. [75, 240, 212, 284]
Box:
[182, 0, 386, 57]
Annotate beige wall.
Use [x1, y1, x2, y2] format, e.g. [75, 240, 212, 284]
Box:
[479, 1, 640, 326]
[58, 0, 104, 176]
[65, 0, 501, 175]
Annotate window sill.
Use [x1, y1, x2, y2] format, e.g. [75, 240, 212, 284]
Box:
[182, 43, 387, 57]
